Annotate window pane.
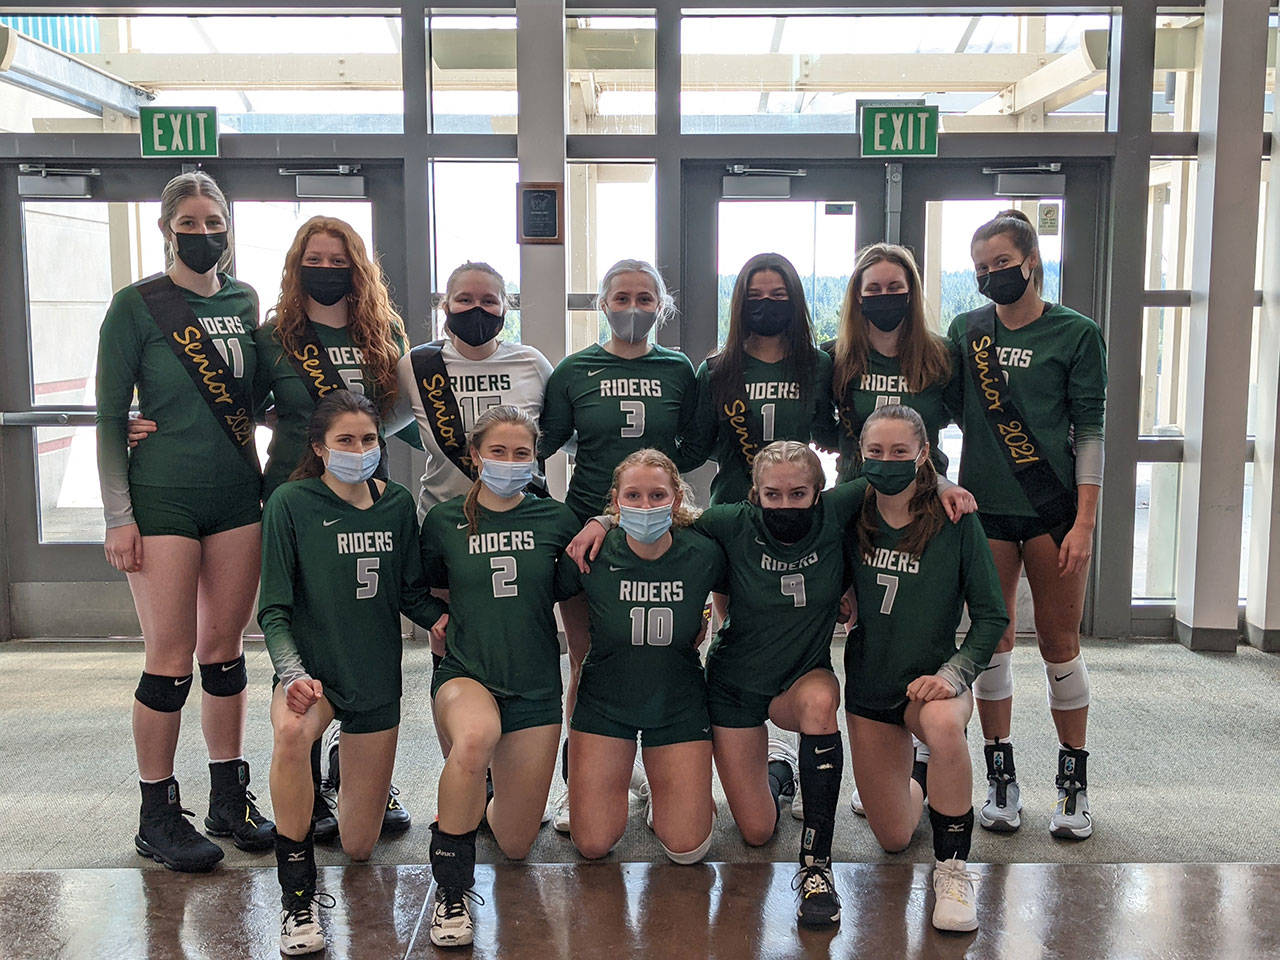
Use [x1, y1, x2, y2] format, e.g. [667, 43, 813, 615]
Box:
[36, 426, 104, 543]
[1146, 159, 1196, 291]
[681, 13, 1110, 135]
[230, 201, 373, 321]
[431, 16, 517, 133]
[1155, 11, 1278, 133]
[1133, 461, 1180, 599]
[4, 15, 404, 135]
[567, 17, 655, 135]
[431, 161, 521, 342]
[24, 201, 163, 408]
[568, 163, 656, 350]
[716, 200, 857, 347]
[1140, 306, 1189, 437]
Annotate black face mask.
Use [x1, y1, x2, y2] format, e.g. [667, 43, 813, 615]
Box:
[743, 298, 792, 337]
[977, 261, 1031, 305]
[447, 305, 505, 346]
[173, 231, 228, 275]
[301, 265, 353, 306]
[862, 292, 910, 332]
[761, 504, 815, 543]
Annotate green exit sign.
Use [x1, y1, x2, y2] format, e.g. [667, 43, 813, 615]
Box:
[860, 104, 939, 158]
[139, 107, 219, 158]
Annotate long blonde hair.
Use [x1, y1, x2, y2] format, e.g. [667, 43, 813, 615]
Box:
[269, 216, 406, 417]
[748, 441, 825, 505]
[604, 449, 700, 527]
[462, 405, 539, 535]
[854, 404, 945, 559]
[832, 243, 951, 403]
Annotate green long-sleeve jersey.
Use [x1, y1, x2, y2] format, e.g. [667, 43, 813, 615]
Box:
[946, 304, 1107, 516]
[258, 478, 446, 714]
[555, 526, 725, 729]
[683, 348, 837, 504]
[95, 275, 260, 526]
[823, 342, 955, 482]
[846, 510, 1007, 711]
[254, 320, 415, 500]
[421, 494, 581, 701]
[539, 343, 701, 521]
[698, 479, 867, 696]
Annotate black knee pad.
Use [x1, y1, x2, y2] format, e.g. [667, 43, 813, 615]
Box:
[199, 654, 247, 697]
[135, 671, 194, 713]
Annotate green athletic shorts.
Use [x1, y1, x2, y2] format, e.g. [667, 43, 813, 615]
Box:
[570, 696, 712, 748]
[704, 653, 834, 729]
[131, 480, 261, 539]
[431, 660, 562, 735]
[845, 700, 908, 727]
[978, 510, 1072, 547]
[333, 698, 400, 735]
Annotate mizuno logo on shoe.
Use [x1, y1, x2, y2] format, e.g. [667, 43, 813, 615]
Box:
[1055, 671, 1074, 682]
[288, 852, 306, 862]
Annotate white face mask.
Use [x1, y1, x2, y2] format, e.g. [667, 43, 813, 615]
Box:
[326, 445, 380, 484]
[479, 457, 534, 498]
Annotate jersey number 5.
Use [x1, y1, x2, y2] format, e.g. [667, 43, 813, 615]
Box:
[780, 573, 806, 607]
[491, 556, 518, 598]
[876, 573, 898, 614]
[355, 557, 379, 599]
[629, 606, 673, 646]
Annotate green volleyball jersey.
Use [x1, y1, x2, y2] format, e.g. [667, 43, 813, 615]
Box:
[258, 478, 446, 714]
[539, 343, 700, 521]
[846, 510, 1006, 710]
[685, 348, 837, 504]
[699, 479, 867, 697]
[95, 275, 260, 522]
[556, 526, 725, 729]
[825, 344, 954, 482]
[947, 304, 1107, 516]
[254, 321, 409, 499]
[420, 494, 580, 701]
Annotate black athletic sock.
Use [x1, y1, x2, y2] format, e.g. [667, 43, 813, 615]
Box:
[928, 806, 974, 863]
[798, 732, 843, 867]
[430, 821, 478, 891]
[767, 760, 795, 807]
[561, 738, 570, 785]
[276, 829, 316, 907]
[310, 739, 323, 791]
[911, 758, 929, 795]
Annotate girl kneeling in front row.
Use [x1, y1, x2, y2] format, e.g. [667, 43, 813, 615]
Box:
[260, 390, 448, 955]
[559, 449, 723, 864]
[845, 404, 1007, 933]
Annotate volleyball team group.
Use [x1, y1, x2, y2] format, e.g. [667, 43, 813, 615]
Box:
[95, 171, 1106, 953]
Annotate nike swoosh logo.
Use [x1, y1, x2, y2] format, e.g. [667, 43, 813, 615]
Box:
[815, 745, 837, 754]
[587, 368, 605, 376]
[1054, 671, 1074, 682]
[221, 662, 238, 671]
[609, 565, 623, 572]
[457, 522, 469, 529]
[174, 676, 191, 686]
[323, 519, 340, 527]
[754, 537, 767, 546]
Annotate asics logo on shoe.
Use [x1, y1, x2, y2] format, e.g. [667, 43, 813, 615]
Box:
[1054, 671, 1074, 682]
[323, 519, 341, 527]
[174, 676, 192, 686]
[434, 850, 457, 858]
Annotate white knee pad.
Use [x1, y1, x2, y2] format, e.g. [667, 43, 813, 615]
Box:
[1045, 654, 1090, 711]
[972, 650, 1014, 701]
[661, 809, 717, 865]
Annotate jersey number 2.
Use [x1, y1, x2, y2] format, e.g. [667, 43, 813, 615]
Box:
[490, 556, 518, 598]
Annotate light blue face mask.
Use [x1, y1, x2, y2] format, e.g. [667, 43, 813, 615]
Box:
[480, 457, 535, 498]
[326, 445, 381, 484]
[618, 503, 674, 544]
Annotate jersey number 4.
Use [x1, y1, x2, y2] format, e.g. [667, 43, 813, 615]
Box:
[491, 556, 518, 598]
[629, 606, 674, 646]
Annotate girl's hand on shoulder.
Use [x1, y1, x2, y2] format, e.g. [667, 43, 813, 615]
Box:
[1058, 523, 1093, 577]
[126, 415, 158, 449]
[939, 484, 977, 523]
[429, 614, 449, 655]
[104, 523, 143, 573]
[906, 674, 956, 702]
[567, 520, 608, 574]
[286, 677, 323, 714]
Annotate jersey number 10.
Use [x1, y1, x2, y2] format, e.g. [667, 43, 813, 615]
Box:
[629, 606, 674, 646]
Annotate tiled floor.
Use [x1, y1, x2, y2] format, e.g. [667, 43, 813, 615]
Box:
[4, 861, 1279, 959]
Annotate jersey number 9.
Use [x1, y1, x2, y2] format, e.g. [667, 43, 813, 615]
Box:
[780, 573, 807, 607]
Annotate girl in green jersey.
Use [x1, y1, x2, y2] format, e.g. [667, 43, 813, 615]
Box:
[260, 390, 446, 955]
[421, 406, 579, 948]
[845, 404, 1007, 934]
[558, 449, 723, 865]
[96, 171, 272, 873]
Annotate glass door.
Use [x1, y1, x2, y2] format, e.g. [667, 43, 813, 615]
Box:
[0, 159, 405, 637]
